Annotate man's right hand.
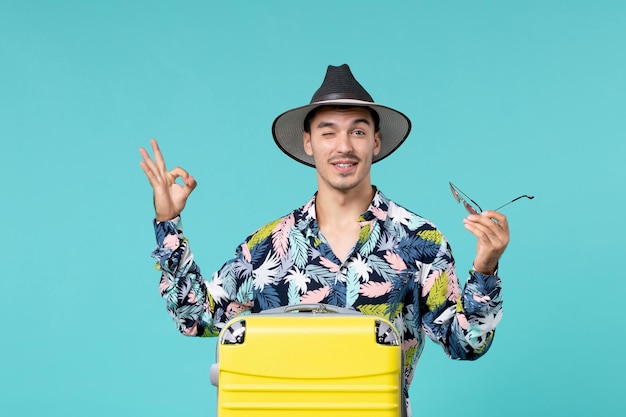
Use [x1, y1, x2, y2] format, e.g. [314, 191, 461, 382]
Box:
[139, 139, 197, 221]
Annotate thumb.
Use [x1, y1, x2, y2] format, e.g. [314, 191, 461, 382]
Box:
[184, 175, 197, 192]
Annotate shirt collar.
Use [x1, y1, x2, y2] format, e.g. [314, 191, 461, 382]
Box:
[295, 186, 389, 232]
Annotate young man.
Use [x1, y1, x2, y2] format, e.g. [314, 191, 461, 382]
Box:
[140, 64, 508, 416]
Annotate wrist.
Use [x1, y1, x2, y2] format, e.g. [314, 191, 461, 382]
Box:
[155, 214, 180, 223]
[155, 210, 180, 222]
[473, 261, 498, 276]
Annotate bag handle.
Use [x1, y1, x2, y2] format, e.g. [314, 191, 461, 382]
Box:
[259, 303, 361, 315]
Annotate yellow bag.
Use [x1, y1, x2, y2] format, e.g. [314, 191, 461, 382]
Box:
[210, 304, 404, 417]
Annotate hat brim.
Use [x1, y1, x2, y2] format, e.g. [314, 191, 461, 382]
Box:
[272, 99, 412, 167]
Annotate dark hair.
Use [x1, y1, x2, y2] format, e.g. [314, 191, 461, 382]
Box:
[303, 105, 380, 133]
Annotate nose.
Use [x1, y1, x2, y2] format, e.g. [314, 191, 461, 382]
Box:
[335, 131, 353, 153]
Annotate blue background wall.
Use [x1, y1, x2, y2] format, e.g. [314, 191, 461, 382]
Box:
[2, 1, 624, 416]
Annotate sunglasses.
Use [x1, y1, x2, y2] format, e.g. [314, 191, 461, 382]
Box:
[449, 182, 534, 215]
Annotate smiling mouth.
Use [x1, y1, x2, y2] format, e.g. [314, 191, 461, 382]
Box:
[331, 157, 359, 168]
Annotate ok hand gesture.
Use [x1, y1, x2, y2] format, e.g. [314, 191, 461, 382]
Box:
[139, 139, 197, 221]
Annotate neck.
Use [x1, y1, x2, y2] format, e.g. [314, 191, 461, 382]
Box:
[315, 182, 375, 228]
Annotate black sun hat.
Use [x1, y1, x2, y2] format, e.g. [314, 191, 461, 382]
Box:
[272, 64, 412, 167]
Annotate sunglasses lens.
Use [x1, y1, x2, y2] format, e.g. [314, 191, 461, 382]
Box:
[463, 201, 479, 215]
[450, 182, 481, 214]
[449, 184, 462, 203]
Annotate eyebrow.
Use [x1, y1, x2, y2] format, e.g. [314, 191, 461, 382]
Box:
[315, 118, 372, 129]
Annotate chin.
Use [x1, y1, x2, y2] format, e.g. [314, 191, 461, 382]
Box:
[328, 179, 363, 192]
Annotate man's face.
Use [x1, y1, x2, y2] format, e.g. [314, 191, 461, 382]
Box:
[303, 106, 381, 193]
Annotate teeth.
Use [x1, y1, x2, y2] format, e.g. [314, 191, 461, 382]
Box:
[336, 164, 353, 168]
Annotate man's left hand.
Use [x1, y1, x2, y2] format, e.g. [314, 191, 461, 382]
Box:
[463, 210, 510, 275]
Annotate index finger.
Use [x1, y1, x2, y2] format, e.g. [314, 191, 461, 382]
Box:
[481, 210, 509, 232]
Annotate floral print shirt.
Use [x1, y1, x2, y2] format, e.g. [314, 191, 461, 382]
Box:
[152, 189, 503, 393]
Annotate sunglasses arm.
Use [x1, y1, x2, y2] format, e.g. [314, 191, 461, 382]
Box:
[493, 195, 534, 212]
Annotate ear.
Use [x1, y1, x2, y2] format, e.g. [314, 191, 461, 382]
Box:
[303, 131, 313, 156]
[373, 131, 381, 156]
